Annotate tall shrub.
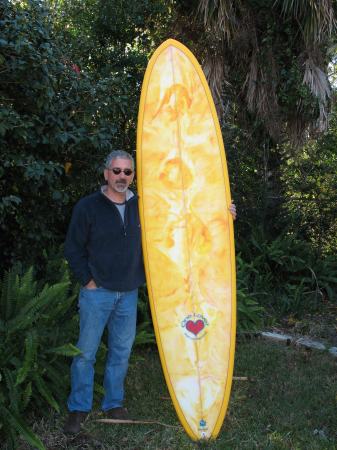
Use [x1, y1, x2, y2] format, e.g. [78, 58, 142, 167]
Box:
[0, 0, 130, 271]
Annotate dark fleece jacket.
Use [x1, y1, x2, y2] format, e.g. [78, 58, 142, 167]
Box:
[64, 190, 145, 291]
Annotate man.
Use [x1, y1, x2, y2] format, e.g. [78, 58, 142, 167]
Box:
[63, 149, 236, 434]
[63, 150, 145, 433]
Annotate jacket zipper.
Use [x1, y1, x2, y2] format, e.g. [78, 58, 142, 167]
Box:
[104, 191, 137, 237]
[112, 204, 126, 236]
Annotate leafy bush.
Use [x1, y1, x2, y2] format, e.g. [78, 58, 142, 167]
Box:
[0, 264, 78, 450]
[280, 109, 337, 256]
[239, 228, 337, 316]
[0, 0, 136, 272]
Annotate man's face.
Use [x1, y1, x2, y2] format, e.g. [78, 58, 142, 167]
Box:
[104, 157, 135, 194]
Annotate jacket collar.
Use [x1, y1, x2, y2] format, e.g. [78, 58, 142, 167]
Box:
[100, 186, 135, 202]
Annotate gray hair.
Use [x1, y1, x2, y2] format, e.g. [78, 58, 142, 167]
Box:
[104, 150, 134, 170]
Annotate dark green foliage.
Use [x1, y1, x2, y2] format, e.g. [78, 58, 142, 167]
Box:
[239, 228, 337, 316]
[236, 256, 265, 332]
[225, 126, 284, 242]
[281, 109, 337, 255]
[0, 264, 78, 449]
[135, 285, 156, 346]
[0, 0, 162, 271]
[224, 106, 337, 320]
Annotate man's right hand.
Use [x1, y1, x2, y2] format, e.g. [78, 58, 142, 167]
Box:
[85, 279, 97, 289]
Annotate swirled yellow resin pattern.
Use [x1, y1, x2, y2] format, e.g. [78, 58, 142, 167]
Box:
[137, 39, 236, 441]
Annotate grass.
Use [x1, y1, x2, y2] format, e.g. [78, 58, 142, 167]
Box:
[20, 339, 337, 450]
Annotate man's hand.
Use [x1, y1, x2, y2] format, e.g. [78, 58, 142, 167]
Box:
[229, 202, 237, 220]
[85, 279, 97, 289]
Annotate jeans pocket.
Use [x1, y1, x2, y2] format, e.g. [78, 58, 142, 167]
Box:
[79, 287, 96, 306]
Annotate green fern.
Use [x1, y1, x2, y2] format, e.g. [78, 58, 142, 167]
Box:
[6, 281, 70, 335]
[0, 405, 45, 450]
[15, 267, 37, 312]
[47, 343, 82, 357]
[22, 382, 33, 410]
[33, 373, 60, 413]
[38, 361, 68, 403]
[237, 289, 265, 332]
[0, 263, 77, 448]
[3, 369, 20, 414]
[16, 330, 38, 385]
[46, 291, 77, 319]
[94, 382, 105, 396]
[239, 228, 337, 316]
[135, 322, 156, 346]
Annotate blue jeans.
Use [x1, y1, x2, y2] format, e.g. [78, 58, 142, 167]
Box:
[67, 287, 138, 412]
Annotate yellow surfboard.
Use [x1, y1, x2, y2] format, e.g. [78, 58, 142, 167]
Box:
[137, 39, 236, 441]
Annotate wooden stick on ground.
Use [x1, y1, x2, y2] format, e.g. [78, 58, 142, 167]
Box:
[96, 418, 180, 429]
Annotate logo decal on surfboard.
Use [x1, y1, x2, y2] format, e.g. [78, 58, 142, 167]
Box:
[199, 419, 207, 428]
[199, 418, 208, 437]
[181, 314, 209, 339]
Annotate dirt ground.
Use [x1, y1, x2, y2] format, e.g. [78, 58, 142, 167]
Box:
[278, 301, 337, 347]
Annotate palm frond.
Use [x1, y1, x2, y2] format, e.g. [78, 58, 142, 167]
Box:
[197, 0, 239, 41]
[203, 50, 227, 116]
[195, 0, 335, 142]
[303, 58, 331, 131]
[274, 0, 336, 42]
[303, 58, 331, 101]
[245, 50, 258, 113]
[244, 46, 281, 139]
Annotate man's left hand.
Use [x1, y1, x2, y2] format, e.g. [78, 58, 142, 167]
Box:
[229, 202, 237, 220]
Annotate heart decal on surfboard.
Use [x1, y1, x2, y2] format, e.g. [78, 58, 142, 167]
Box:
[186, 319, 204, 336]
[181, 314, 209, 340]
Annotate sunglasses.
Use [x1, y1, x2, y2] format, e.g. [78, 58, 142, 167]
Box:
[108, 168, 134, 176]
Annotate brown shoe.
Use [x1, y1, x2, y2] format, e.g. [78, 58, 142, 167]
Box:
[106, 407, 130, 420]
[63, 411, 88, 434]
